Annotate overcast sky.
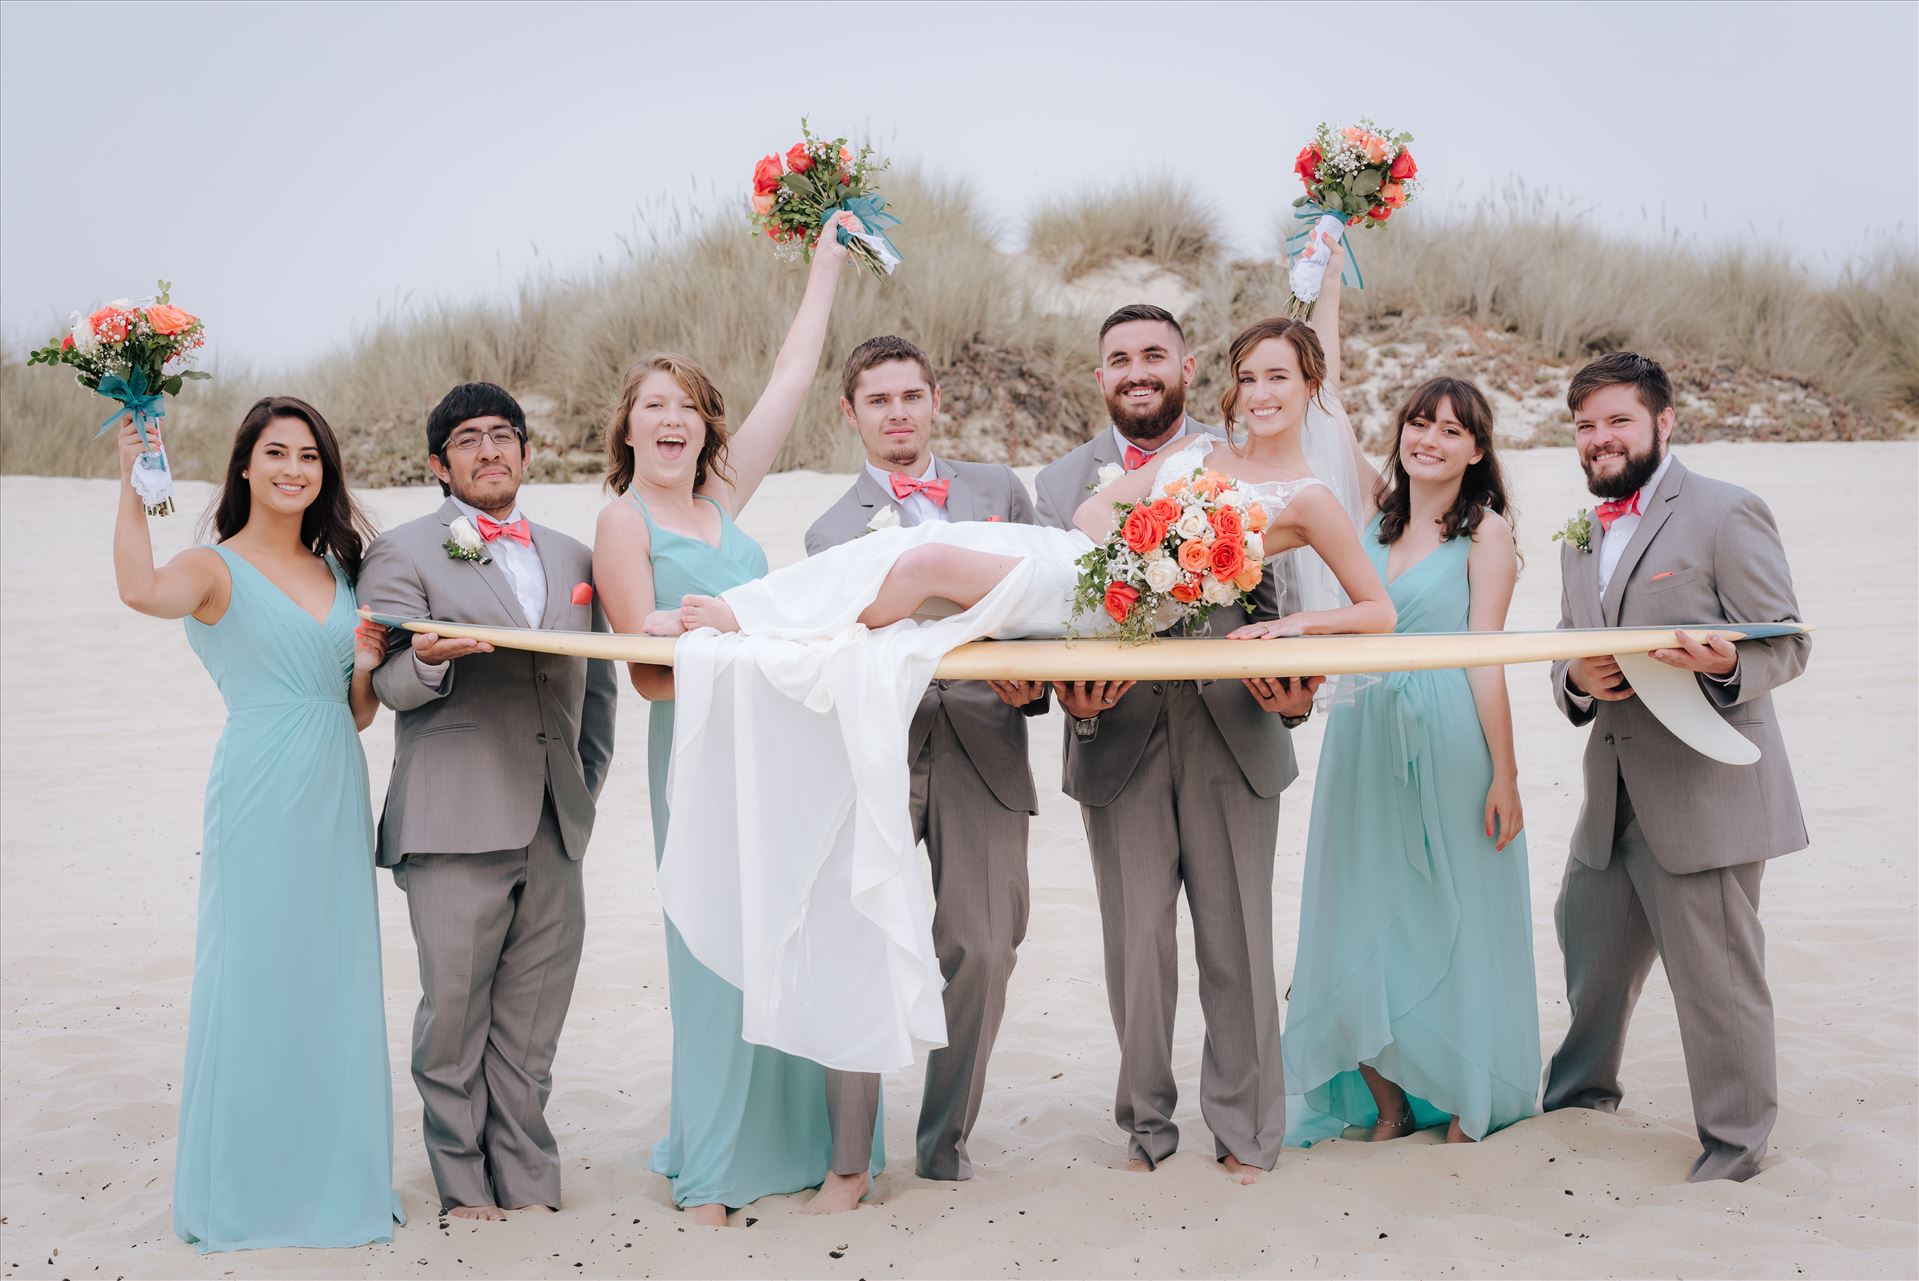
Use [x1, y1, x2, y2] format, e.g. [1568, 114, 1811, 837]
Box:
[3, 0, 1914, 368]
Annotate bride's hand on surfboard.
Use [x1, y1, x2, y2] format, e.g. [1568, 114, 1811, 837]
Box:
[1227, 616, 1307, 640]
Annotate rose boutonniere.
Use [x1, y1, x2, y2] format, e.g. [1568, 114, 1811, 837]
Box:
[1087, 461, 1125, 493]
[1553, 510, 1594, 553]
[444, 515, 492, 564]
[860, 505, 901, 537]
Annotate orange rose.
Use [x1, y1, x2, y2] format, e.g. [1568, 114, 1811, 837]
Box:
[752, 191, 776, 216]
[1380, 182, 1406, 209]
[753, 154, 783, 196]
[1211, 505, 1244, 545]
[1170, 579, 1202, 604]
[1103, 581, 1140, 624]
[1148, 497, 1179, 524]
[1245, 503, 1269, 533]
[89, 306, 132, 343]
[1165, 478, 1190, 497]
[1177, 539, 1212, 573]
[1209, 538, 1246, 582]
[1121, 505, 1168, 554]
[1234, 560, 1263, 593]
[1389, 149, 1417, 182]
[786, 143, 814, 173]
[145, 303, 195, 335]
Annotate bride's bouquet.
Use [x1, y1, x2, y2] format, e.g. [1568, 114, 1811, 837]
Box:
[1074, 463, 1268, 644]
[26, 280, 209, 515]
[750, 120, 901, 279]
[1286, 120, 1419, 317]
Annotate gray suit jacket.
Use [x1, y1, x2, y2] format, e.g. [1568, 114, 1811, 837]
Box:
[1033, 421, 1299, 807]
[358, 498, 619, 867]
[805, 458, 1044, 814]
[1550, 456, 1809, 874]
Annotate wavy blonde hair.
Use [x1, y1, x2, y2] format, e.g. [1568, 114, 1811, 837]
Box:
[603, 353, 734, 494]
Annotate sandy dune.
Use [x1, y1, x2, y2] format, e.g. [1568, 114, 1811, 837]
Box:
[1, 442, 1914, 1279]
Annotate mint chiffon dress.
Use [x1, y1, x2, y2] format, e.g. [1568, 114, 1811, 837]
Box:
[175, 547, 402, 1251]
[1283, 517, 1541, 1143]
[630, 492, 884, 1208]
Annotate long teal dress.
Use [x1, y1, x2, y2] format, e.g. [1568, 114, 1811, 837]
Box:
[1283, 517, 1540, 1143]
[176, 547, 402, 1251]
[631, 492, 884, 1208]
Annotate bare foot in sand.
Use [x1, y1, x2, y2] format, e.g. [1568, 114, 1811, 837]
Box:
[642, 608, 687, 636]
[1444, 1117, 1476, 1144]
[1124, 1157, 1153, 1173]
[687, 1203, 729, 1228]
[447, 1204, 507, 1222]
[680, 594, 740, 633]
[1222, 1155, 1264, 1185]
[803, 1171, 868, 1214]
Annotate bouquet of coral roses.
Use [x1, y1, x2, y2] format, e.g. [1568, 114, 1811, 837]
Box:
[1285, 119, 1419, 317]
[750, 120, 901, 279]
[1073, 462, 1270, 644]
[27, 280, 209, 515]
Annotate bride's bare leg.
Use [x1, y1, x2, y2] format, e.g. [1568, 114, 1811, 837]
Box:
[855, 544, 1025, 629]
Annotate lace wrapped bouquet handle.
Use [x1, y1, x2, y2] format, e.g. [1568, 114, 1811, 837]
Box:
[25, 279, 210, 516]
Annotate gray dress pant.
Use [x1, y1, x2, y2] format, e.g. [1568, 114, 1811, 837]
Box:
[397, 798, 585, 1209]
[1544, 777, 1776, 1182]
[825, 706, 1032, 1179]
[1082, 682, 1286, 1169]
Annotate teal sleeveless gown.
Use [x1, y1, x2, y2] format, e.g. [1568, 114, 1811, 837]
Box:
[630, 492, 884, 1208]
[1283, 517, 1540, 1143]
[176, 547, 402, 1251]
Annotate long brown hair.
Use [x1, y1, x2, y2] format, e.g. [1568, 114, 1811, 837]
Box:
[1218, 317, 1327, 435]
[1373, 377, 1515, 548]
[203, 396, 376, 579]
[603, 354, 735, 495]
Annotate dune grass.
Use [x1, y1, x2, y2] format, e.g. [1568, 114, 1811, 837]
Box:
[3, 178, 1910, 486]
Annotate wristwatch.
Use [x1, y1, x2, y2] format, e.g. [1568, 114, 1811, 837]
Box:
[1280, 709, 1311, 730]
[1071, 714, 1102, 742]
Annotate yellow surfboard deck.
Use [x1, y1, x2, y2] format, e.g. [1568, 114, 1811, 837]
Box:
[360, 611, 1805, 680]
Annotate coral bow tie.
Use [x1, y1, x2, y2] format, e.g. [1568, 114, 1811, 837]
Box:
[1594, 493, 1641, 530]
[1123, 445, 1153, 471]
[889, 473, 950, 505]
[477, 515, 531, 546]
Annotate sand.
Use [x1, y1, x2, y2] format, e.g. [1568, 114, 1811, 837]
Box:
[2, 442, 1914, 1280]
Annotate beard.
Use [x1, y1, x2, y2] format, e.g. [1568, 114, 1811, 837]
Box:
[1106, 376, 1188, 444]
[1582, 436, 1664, 499]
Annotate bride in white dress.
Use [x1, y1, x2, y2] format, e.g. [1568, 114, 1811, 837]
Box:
[645, 317, 1396, 1074]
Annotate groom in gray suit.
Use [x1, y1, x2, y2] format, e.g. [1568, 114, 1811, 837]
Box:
[1033, 304, 1316, 1178]
[358, 382, 618, 1218]
[806, 336, 1049, 1205]
[1545, 352, 1809, 1183]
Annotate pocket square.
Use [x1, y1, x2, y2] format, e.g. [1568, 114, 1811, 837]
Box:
[1650, 571, 1676, 581]
[570, 582, 594, 606]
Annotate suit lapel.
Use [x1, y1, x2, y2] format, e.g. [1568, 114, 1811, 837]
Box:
[933, 456, 984, 523]
[854, 468, 905, 529]
[530, 522, 568, 629]
[439, 499, 528, 628]
[1602, 456, 1687, 625]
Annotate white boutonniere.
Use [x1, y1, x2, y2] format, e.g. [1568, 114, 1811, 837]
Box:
[860, 505, 901, 537]
[444, 515, 492, 564]
[1553, 510, 1594, 553]
[1090, 461, 1125, 492]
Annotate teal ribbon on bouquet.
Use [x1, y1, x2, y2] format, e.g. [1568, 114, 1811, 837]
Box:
[824, 192, 903, 268]
[91, 367, 167, 450]
[1287, 204, 1364, 290]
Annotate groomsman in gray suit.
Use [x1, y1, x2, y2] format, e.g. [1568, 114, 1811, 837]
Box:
[807, 336, 1049, 1208]
[357, 382, 618, 1218]
[1545, 352, 1809, 1183]
[1032, 304, 1316, 1178]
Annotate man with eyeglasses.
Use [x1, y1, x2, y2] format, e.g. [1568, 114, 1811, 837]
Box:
[358, 382, 617, 1221]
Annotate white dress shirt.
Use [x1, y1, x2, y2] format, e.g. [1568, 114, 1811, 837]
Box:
[1596, 451, 1673, 594]
[415, 497, 548, 689]
[868, 457, 950, 528]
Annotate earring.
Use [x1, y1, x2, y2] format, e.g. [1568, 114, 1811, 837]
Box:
[242, 471, 249, 478]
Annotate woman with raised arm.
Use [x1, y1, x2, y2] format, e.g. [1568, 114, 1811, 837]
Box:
[592, 214, 876, 1226]
[113, 397, 403, 1252]
[1281, 247, 1541, 1147]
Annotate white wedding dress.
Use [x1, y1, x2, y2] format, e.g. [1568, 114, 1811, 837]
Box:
[656, 436, 1332, 1072]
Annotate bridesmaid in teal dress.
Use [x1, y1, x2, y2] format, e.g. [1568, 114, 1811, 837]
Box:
[1283, 371, 1541, 1146]
[111, 397, 403, 1251]
[593, 214, 880, 1225]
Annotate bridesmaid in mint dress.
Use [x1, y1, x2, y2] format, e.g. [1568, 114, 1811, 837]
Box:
[112, 397, 402, 1251]
[1283, 374, 1541, 1146]
[593, 214, 880, 1224]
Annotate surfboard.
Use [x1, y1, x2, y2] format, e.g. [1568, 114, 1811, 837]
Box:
[359, 609, 1805, 765]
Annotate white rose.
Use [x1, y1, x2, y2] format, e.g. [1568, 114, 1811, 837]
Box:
[68, 314, 97, 355]
[1245, 531, 1264, 559]
[448, 515, 485, 553]
[1144, 542, 1169, 562]
[1143, 558, 1180, 593]
[1175, 509, 1210, 540]
[1096, 462, 1124, 489]
[1216, 487, 1246, 508]
[1201, 575, 1238, 606]
[865, 506, 901, 532]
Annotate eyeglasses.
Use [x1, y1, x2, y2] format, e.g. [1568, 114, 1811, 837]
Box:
[445, 428, 523, 453]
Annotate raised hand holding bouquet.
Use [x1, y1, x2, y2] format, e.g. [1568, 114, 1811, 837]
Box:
[1074, 461, 1268, 644]
[27, 280, 209, 514]
[750, 120, 900, 279]
[1287, 120, 1419, 317]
